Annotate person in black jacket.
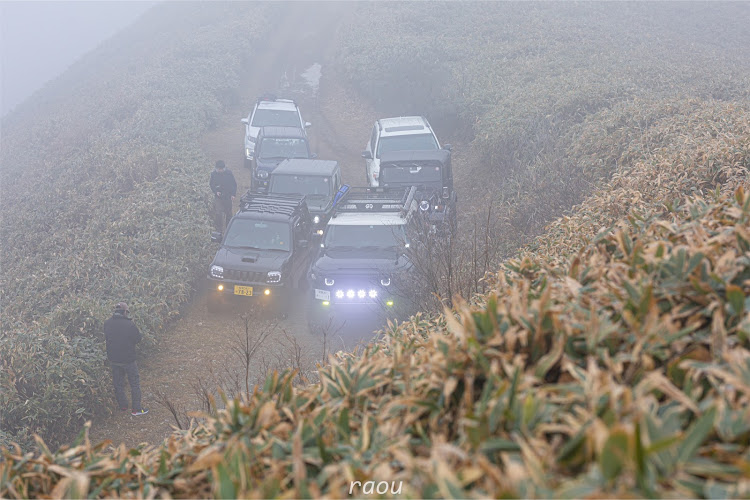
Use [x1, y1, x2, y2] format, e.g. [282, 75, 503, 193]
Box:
[209, 160, 237, 232]
[104, 302, 148, 416]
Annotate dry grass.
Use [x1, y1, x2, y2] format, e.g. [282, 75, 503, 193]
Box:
[2, 120, 748, 498]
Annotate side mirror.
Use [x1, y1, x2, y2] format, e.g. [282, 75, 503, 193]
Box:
[305, 121, 312, 128]
[361, 150, 372, 160]
[241, 118, 249, 125]
[211, 231, 222, 243]
[443, 144, 452, 152]
[310, 153, 318, 159]
[298, 239, 309, 248]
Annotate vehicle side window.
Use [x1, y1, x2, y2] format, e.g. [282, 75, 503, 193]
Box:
[369, 125, 378, 153]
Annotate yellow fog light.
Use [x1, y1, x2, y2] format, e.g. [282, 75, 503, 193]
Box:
[386, 300, 394, 307]
[322, 301, 330, 306]
[217, 284, 224, 291]
[264, 288, 271, 296]
[317, 229, 324, 235]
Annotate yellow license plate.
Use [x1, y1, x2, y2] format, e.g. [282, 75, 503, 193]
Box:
[233, 285, 253, 296]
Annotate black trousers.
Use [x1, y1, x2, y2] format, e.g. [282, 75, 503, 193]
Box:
[112, 361, 142, 410]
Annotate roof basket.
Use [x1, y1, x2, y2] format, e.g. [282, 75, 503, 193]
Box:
[239, 191, 306, 217]
[332, 186, 416, 217]
[257, 93, 295, 104]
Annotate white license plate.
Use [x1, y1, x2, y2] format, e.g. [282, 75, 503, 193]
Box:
[314, 289, 330, 301]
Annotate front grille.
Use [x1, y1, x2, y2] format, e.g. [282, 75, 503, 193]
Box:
[225, 269, 266, 283]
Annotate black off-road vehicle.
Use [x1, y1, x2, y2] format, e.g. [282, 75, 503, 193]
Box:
[308, 186, 418, 325]
[268, 159, 342, 238]
[251, 126, 315, 193]
[378, 149, 456, 231]
[207, 192, 315, 313]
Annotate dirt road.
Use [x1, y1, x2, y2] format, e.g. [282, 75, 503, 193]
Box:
[87, 4, 396, 448]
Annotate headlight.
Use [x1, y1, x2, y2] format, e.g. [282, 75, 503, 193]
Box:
[324, 277, 334, 286]
[419, 200, 430, 211]
[245, 148, 252, 158]
[310, 273, 316, 280]
[380, 277, 391, 287]
[257, 170, 269, 179]
[313, 215, 321, 224]
[210, 265, 224, 279]
[267, 271, 281, 283]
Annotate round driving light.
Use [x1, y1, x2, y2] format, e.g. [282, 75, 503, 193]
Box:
[368, 289, 377, 298]
[335, 290, 344, 299]
[264, 289, 271, 296]
[346, 289, 355, 299]
[217, 284, 224, 291]
[357, 289, 366, 299]
[419, 200, 429, 211]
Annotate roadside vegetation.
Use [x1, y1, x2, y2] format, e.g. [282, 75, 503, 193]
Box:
[335, 2, 750, 309]
[0, 3, 282, 448]
[1, 2, 749, 497]
[2, 97, 747, 498]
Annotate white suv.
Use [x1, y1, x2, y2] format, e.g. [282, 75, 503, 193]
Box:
[242, 95, 311, 168]
[361, 116, 449, 187]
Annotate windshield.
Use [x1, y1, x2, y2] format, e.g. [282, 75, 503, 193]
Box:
[376, 133, 438, 157]
[251, 109, 300, 128]
[259, 138, 309, 160]
[380, 164, 442, 184]
[224, 219, 291, 252]
[324, 224, 407, 250]
[269, 174, 332, 197]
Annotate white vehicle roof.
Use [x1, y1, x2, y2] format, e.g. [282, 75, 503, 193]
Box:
[257, 100, 298, 112]
[378, 116, 431, 137]
[328, 212, 407, 226]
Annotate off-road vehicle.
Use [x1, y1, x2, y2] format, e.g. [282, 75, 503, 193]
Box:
[268, 159, 343, 238]
[378, 149, 456, 231]
[361, 116, 451, 187]
[308, 186, 418, 324]
[207, 192, 314, 313]
[241, 95, 310, 168]
[251, 126, 316, 193]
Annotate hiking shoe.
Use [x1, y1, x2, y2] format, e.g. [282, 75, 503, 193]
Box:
[131, 408, 149, 416]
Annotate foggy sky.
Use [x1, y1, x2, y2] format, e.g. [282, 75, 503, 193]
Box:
[1, 1, 154, 117]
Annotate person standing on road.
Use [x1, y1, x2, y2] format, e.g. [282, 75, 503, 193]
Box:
[210, 160, 237, 232]
[104, 302, 148, 416]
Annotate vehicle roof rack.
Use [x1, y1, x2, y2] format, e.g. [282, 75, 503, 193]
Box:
[239, 191, 306, 218]
[332, 185, 416, 217]
[257, 93, 296, 104]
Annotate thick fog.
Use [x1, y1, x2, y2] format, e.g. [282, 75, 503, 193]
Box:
[1, 1, 154, 117]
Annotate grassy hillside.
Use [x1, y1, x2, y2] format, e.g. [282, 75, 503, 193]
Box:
[2, 99, 747, 498]
[1, 2, 749, 497]
[0, 2, 283, 447]
[335, 2, 750, 254]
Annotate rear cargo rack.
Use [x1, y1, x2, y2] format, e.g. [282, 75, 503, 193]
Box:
[332, 186, 416, 217]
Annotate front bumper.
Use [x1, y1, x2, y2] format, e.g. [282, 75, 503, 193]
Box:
[312, 284, 396, 308]
[207, 277, 286, 299]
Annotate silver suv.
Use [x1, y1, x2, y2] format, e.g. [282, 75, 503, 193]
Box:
[361, 116, 450, 187]
[241, 95, 310, 168]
